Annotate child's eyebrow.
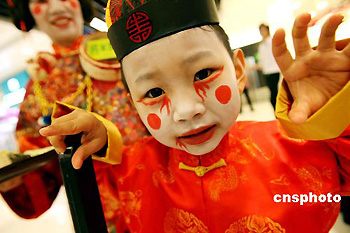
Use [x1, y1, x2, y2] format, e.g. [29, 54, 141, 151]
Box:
[135, 71, 160, 85]
[182, 50, 216, 66]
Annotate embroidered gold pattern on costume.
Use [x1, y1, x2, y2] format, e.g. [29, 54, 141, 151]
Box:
[229, 135, 275, 164]
[225, 215, 286, 233]
[164, 208, 209, 233]
[239, 172, 248, 184]
[98, 184, 122, 220]
[153, 164, 175, 187]
[208, 164, 239, 201]
[270, 174, 291, 186]
[292, 165, 323, 193]
[119, 190, 143, 230]
[228, 135, 255, 164]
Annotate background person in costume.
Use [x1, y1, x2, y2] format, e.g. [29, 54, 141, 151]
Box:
[0, 0, 147, 232]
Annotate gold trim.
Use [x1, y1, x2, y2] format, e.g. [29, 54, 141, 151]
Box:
[33, 74, 93, 115]
[276, 80, 350, 140]
[79, 32, 121, 81]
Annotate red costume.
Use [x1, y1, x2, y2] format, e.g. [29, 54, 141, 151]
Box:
[91, 121, 350, 232]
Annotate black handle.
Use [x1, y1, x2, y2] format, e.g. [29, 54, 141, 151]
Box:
[59, 134, 108, 233]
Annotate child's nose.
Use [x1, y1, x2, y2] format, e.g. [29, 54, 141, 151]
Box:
[173, 93, 206, 122]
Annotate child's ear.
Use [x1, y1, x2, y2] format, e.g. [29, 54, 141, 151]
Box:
[127, 93, 135, 107]
[232, 49, 247, 94]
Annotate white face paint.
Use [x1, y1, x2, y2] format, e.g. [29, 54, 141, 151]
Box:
[29, 0, 84, 46]
[123, 27, 243, 155]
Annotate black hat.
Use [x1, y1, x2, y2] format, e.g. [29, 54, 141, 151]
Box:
[7, 0, 95, 32]
[106, 0, 219, 61]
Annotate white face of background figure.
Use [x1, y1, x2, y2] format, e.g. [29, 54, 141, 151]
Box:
[29, 0, 84, 46]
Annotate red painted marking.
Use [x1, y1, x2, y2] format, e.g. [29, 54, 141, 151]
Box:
[215, 85, 232, 104]
[110, 0, 123, 23]
[20, 20, 27, 31]
[147, 113, 161, 130]
[176, 139, 188, 150]
[137, 95, 171, 115]
[33, 4, 41, 15]
[69, 0, 78, 8]
[125, 0, 135, 9]
[194, 67, 224, 102]
[7, 0, 14, 7]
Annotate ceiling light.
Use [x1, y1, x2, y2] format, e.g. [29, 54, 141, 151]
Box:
[316, 1, 328, 11]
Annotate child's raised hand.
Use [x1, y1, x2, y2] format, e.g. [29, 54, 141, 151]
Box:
[272, 13, 350, 124]
[39, 109, 107, 169]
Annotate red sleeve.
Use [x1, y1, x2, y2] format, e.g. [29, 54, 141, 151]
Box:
[1, 77, 63, 219]
[325, 126, 350, 195]
[1, 158, 62, 219]
[93, 160, 129, 232]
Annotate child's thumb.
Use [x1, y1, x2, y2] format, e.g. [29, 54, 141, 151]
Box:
[288, 99, 311, 124]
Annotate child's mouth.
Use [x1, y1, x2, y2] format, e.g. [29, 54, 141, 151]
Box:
[178, 125, 216, 145]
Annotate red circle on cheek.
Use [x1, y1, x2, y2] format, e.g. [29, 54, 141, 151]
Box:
[70, 0, 78, 8]
[147, 113, 161, 130]
[33, 5, 41, 15]
[215, 85, 232, 104]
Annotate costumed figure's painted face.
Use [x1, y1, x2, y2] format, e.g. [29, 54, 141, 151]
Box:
[123, 27, 245, 155]
[29, 0, 83, 46]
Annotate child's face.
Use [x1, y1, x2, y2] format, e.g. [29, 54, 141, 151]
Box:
[29, 0, 83, 46]
[123, 27, 245, 155]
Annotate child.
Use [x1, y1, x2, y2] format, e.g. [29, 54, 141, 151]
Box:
[40, 0, 350, 232]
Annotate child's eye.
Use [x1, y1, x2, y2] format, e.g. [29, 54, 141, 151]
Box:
[145, 88, 164, 98]
[194, 69, 214, 81]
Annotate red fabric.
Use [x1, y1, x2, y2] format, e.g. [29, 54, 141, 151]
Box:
[94, 121, 350, 232]
[1, 158, 62, 219]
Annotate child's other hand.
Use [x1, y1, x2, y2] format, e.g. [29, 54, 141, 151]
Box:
[272, 13, 350, 124]
[39, 109, 107, 169]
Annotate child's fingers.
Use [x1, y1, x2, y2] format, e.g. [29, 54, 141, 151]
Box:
[49, 110, 78, 124]
[71, 153, 83, 170]
[288, 99, 311, 124]
[342, 40, 350, 57]
[39, 120, 84, 137]
[292, 13, 312, 57]
[318, 14, 344, 51]
[71, 139, 105, 169]
[272, 29, 293, 73]
[48, 135, 66, 154]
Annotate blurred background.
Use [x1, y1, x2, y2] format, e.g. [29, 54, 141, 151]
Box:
[0, 0, 349, 232]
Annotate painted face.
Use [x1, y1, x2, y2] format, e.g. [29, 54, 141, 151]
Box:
[29, 0, 83, 46]
[123, 27, 245, 155]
